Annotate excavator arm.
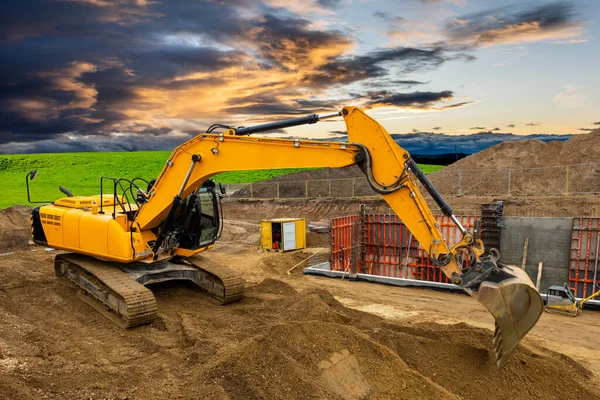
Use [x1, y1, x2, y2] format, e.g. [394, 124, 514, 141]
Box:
[132, 106, 542, 367]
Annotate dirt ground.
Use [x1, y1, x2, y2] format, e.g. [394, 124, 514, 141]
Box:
[1, 214, 600, 399]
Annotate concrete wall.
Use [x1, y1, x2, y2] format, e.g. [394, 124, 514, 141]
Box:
[499, 217, 572, 294]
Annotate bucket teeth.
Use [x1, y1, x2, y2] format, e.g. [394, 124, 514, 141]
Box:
[493, 322, 507, 368]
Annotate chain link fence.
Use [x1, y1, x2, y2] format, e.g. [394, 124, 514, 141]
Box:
[224, 163, 600, 199]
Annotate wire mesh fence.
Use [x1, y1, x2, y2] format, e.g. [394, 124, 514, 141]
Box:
[224, 163, 600, 199]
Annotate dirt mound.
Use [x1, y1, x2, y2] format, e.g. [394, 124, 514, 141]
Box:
[0, 244, 597, 400]
[429, 129, 600, 195]
[0, 206, 31, 251]
[444, 129, 600, 169]
[249, 278, 298, 296]
[200, 286, 597, 400]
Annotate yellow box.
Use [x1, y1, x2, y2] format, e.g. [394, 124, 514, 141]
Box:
[260, 218, 306, 252]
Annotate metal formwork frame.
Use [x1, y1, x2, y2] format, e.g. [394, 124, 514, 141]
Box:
[330, 215, 361, 273]
[569, 217, 600, 298]
[330, 214, 477, 282]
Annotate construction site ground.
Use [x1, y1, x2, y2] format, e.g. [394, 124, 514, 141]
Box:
[1, 211, 600, 400]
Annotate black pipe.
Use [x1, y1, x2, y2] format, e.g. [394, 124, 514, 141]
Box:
[234, 114, 319, 136]
[152, 195, 182, 259]
[59, 186, 73, 197]
[406, 158, 453, 217]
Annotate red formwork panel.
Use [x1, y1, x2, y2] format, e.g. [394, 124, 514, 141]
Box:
[569, 217, 600, 298]
[330, 215, 361, 272]
[408, 216, 476, 283]
[330, 214, 477, 283]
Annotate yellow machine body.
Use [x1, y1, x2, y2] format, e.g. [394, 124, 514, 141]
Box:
[33, 195, 212, 262]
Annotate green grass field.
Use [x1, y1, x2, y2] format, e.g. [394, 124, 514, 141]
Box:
[0, 152, 444, 209]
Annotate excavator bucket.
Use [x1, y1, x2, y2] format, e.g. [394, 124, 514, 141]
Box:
[470, 263, 543, 368]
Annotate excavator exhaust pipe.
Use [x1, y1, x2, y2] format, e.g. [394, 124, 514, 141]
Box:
[465, 262, 543, 368]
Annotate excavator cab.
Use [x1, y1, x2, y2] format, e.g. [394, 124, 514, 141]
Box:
[174, 180, 223, 251]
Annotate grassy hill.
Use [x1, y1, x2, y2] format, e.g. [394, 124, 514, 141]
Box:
[0, 152, 443, 209]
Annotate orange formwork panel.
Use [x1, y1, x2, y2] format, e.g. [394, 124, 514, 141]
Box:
[569, 217, 600, 298]
[330, 214, 477, 283]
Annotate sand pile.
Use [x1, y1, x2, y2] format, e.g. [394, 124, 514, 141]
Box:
[0, 206, 31, 251]
[1, 248, 597, 400]
[429, 129, 600, 195]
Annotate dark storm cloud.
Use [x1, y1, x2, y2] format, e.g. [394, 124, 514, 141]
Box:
[445, 2, 582, 46]
[373, 11, 408, 24]
[594, 122, 600, 125]
[225, 93, 340, 115]
[440, 101, 473, 109]
[226, 100, 338, 116]
[526, 122, 542, 126]
[579, 128, 595, 131]
[253, 14, 352, 70]
[363, 90, 454, 108]
[0, 0, 467, 152]
[432, 127, 442, 131]
[395, 80, 428, 86]
[0, 0, 252, 145]
[361, 79, 429, 90]
[470, 126, 486, 130]
[316, 0, 343, 9]
[507, 123, 516, 128]
[304, 46, 447, 85]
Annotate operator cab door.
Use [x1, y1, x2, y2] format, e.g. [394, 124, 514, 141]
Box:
[282, 222, 296, 251]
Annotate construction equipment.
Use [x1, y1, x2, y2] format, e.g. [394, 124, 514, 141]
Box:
[545, 283, 600, 317]
[28, 106, 543, 368]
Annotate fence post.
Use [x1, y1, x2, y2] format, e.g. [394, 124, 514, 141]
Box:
[565, 165, 569, 195]
[276, 182, 280, 199]
[305, 180, 308, 198]
[352, 178, 355, 197]
[250, 183, 253, 198]
[329, 179, 332, 197]
[458, 170, 462, 196]
[507, 168, 511, 196]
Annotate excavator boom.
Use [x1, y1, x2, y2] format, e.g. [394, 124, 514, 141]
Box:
[31, 106, 543, 368]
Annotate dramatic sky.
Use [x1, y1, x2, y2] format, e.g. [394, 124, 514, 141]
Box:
[1, 0, 599, 153]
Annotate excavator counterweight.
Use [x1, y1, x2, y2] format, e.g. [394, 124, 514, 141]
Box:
[29, 106, 543, 368]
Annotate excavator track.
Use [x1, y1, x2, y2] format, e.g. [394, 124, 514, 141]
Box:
[182, 257, 245, 304]
[55, 253, 158, 328]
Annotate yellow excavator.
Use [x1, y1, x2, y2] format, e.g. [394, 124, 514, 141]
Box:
[28, 106, 543, 368]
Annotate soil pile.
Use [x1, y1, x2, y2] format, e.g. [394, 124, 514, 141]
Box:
[0, 206, 31, 251]
[444, 129, 600, 169]
[0, 247, 597, 399]
[429, 129, 600, 195]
